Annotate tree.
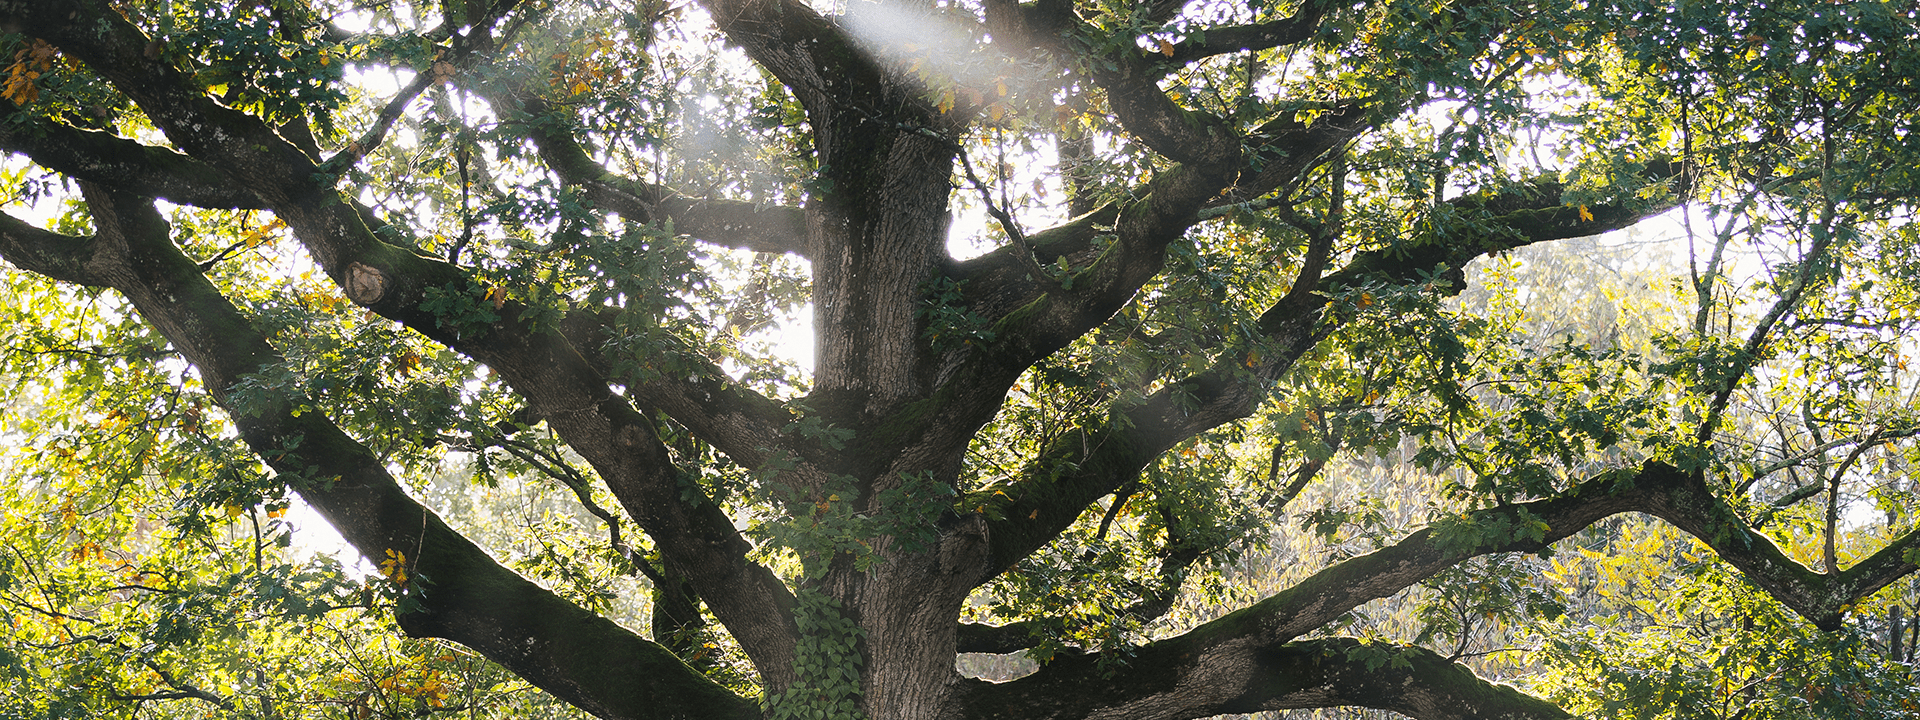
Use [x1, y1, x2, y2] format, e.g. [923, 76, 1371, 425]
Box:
[1, 0, 1918, 717]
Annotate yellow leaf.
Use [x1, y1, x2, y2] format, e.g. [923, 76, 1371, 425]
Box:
[1577, 204, 1594, 222]
[381, 549, 410, 586]
[996, 80, 1007, 97]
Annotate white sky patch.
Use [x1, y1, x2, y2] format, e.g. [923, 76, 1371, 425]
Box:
[345, 63, 412, 102]
[328, 8, 376, 34]
[286, 499, 376, 577]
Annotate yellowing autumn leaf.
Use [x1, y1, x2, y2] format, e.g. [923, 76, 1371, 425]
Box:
[242, 218, 287, 248]
[381, 548, 409, 586]
[2, 39, 57, 105]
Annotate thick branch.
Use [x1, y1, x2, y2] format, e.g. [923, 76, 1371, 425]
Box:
[973, 167, 1684, 587]
[1642, 466, 1919, 630]
[947, 104, 1364, 366]
[959, 458, 1919, 719]
[955, 535, 1204, 654]
[693, 0, 880, 120]
[555, 307, 810, 470]
[0, 210, 107, 286]
[1161, 0, 1341, 68]
[0, 102, 265, 210]
[45, 183, 757, 720]
[12, 0, 804, 681]
[950, 636, 1569, 720]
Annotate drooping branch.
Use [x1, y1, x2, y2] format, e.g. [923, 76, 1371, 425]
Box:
[9, 0, 808, 682]
[950, 635, 1571, 720]
[957, 458, 1920, 719]
[2, 185, 759, 720]
[1640, 465, 1920, 631]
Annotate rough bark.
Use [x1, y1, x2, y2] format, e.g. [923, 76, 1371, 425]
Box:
[1, 0, 1913, 719]
[5, 0, 808, 693]
[951, 637, 1572, 720]
[0, 185, 758, 720]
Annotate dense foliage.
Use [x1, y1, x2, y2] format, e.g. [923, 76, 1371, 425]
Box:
[1, 0, 1918, 718]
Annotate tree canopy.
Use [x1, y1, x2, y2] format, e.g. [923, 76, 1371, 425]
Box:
[2, 0, 1919, 718]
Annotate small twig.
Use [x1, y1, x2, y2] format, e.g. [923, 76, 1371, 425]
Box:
[1092, 481, 1137, 543]
[1740, 425, 1920, 495]
[957, 145, 1055, 286]
[318, 69, 438, 175]
[494, 439, 643, 575]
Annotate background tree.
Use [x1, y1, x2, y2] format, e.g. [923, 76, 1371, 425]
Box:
[1, 0, 1918, 718]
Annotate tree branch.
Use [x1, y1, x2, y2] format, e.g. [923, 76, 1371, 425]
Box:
[11, 0, 806, 683]
[956, 526, 1207, 654]
[0, 210, 108, 286]
[488, 92, 809, 257]
[951, 635, 1571, 720]
[693, 0, 881, 119]
[1159, 0, 1342, 69]
[970, 164, 1685, 588]
[0, 101, 265, 210]
[959, 456, 1920, 719]
[29, 182, 759, 720]
[1640, 465, 1919, 631]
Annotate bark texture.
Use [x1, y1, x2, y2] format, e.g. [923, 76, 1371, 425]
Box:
[0, 1, 1911, 719]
